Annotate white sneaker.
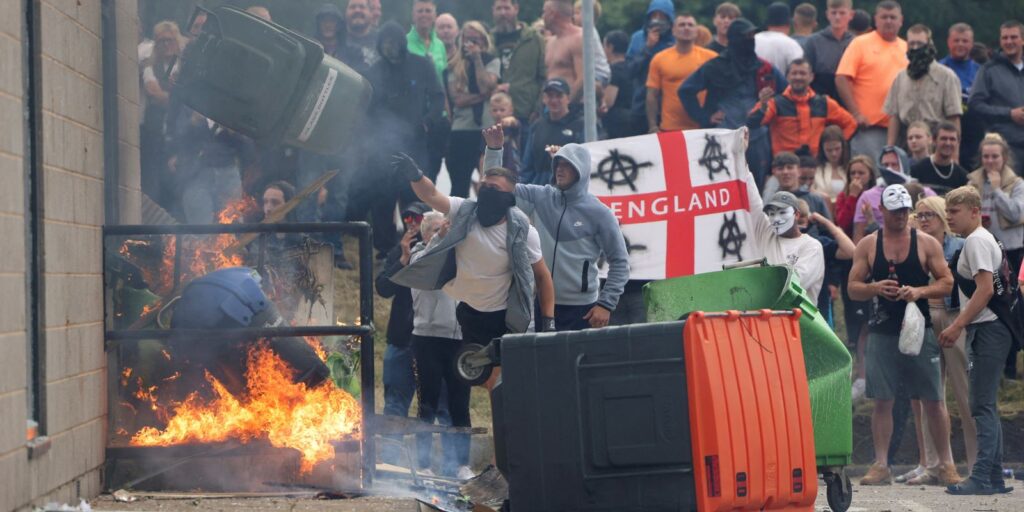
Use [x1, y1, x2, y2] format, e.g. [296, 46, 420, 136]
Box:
[456, 465, 476, 480]
[851, 378, 866, 402]
[894, 465, 925, 483]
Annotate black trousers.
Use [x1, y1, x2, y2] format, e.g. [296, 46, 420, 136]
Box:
[413, 335, 471, 472]
[456, 303, 509, 476]
[1004, 248, 1023, 379]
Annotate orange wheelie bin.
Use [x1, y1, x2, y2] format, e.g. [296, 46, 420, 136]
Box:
[475, 310, 817, 511]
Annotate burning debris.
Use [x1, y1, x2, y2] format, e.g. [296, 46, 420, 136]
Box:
[130, 342, 361, 474]
[106, 192, 367, 490]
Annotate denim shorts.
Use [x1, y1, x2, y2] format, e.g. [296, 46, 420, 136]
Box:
[865, 329, 943, 401]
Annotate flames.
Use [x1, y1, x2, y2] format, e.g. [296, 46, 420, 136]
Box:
[118, 196, 362, 474]
[182, 195, 258, 290]
[120, 196, 259, 297]
[130, 343, 361, 473]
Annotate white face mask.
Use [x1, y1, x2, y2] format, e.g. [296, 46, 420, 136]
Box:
[766, 206, 796, 235]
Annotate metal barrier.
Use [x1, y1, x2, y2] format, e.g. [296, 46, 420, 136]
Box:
[101, 222, 375, 490]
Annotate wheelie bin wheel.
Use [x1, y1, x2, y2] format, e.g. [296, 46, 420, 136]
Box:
[824, 469, 852, 512]
[455, 343, 493, 386]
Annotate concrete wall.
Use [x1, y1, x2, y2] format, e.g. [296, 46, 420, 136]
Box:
[0, 0, 140, 510]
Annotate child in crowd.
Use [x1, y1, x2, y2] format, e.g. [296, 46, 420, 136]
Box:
[906, 120, 934, 166]
[486, 92, 521, 174]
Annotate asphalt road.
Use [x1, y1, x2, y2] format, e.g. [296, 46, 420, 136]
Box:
[816, 483, 1023, 511]
[86, 482, 1024, 512]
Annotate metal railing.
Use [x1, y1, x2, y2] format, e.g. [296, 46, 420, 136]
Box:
[101, 222, 375, 490]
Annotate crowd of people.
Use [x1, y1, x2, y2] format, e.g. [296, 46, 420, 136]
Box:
[136, 0, 1024, 494]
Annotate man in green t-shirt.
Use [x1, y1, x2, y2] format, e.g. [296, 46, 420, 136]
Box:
[406, 0, 448, 82]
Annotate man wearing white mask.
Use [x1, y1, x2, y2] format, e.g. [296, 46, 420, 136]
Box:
[846, 183, 959, 486]
[744, 185, 826, 300]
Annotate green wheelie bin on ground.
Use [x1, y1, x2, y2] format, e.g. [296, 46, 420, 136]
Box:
[644, 264, 854, 510]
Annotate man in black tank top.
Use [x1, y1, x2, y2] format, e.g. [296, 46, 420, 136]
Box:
[847, 185, 959, 486]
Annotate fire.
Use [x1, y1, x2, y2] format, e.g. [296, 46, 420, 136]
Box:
[134, 377, 160, 412]
[305, 337, 328, 362]
[131, 343, 361, 473]
[161, 196, 255, 292]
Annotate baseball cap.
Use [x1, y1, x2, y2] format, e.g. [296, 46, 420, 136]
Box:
[765, 2, 792, 27]
[765, 191, 801, 212]
[542, 77, 570, 95]
[882, 184, 913, 211]
[727, 17, 761, 40]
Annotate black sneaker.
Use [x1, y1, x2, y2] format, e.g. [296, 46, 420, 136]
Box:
[1015, 468, 1024, 481]
[990, 480, 1015, 494]
[947, 478, 996, 495]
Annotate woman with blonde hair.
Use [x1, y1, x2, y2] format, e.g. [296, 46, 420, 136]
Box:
[968, 133, 1024, 272]
[444, 21, 500, 198]
[968, 133, 1024, 380]
[899, 195, 974, 484]
[141, 20, 182, 209]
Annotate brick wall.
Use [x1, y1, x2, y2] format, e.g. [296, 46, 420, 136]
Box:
[0, 0, 140, 510]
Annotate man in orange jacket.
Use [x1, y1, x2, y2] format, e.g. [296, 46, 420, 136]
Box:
[747, 58, 857, 157]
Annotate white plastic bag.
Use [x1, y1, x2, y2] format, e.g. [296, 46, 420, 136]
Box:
[899, 302, 926, 356]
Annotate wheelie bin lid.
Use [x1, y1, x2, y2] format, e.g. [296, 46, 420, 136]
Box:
[644, 265, 811, 323]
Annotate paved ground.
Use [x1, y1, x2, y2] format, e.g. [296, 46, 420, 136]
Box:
[87, 479, 1024, 512]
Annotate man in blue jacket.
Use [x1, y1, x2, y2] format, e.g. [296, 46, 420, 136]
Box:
[626, 0, 675, 135]
[484, 125, 630, 330]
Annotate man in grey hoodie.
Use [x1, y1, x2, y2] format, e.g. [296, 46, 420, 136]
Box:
[484, 125, 630, 330]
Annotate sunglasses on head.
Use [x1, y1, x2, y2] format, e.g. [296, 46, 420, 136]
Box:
[403, 213, 423, 224]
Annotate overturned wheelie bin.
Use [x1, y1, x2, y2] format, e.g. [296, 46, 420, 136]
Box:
[174, 6, 372, 153]
[461, 310, 824, 511]
[645, 263, 853, 511]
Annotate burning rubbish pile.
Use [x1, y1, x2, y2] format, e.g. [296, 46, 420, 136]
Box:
[128, 341, 361, 474]
[108, 196, 364, 487]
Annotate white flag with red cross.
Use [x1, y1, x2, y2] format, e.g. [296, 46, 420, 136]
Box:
[587, 129, 755, 280]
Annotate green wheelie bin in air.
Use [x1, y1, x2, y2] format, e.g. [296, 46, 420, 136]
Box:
[174, 6, 372, 154]
[644, 263, 854, 511]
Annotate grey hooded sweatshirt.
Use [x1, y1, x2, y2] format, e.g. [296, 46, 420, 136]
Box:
[486, 144, 630, 310]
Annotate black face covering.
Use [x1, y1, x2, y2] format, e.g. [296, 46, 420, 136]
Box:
[732, 35, 757, 62]
[907, 44, 937, 80]
[476, 186, 516, 227]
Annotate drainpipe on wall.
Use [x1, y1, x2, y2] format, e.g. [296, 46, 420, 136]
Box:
[23, 0, 50, 457]
[101, 0, 121, 224]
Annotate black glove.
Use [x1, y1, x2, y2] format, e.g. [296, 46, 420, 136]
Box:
[392, 152, 424, 182]
[538, 317, 556, 333]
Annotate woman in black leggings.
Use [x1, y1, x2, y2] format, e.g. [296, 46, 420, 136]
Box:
[444, 21, 499, 197]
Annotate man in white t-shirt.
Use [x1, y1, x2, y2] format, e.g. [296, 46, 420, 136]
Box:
[755, 2, 805, 72]
[391, 153, 556, 344]
[744, 180, 825, 300]
[941, 186, 1016, 495]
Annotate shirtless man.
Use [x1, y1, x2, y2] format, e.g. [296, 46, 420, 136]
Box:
[543, 0, 584, 102]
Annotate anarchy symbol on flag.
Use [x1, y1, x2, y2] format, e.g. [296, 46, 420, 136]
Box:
[586, 129, 755, 280]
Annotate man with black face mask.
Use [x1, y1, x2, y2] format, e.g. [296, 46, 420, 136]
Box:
[482, 126, 630, 331]
[390, 154, 556, 349]
[679, 18, 787, 185]
[884, 24, 963, 148]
